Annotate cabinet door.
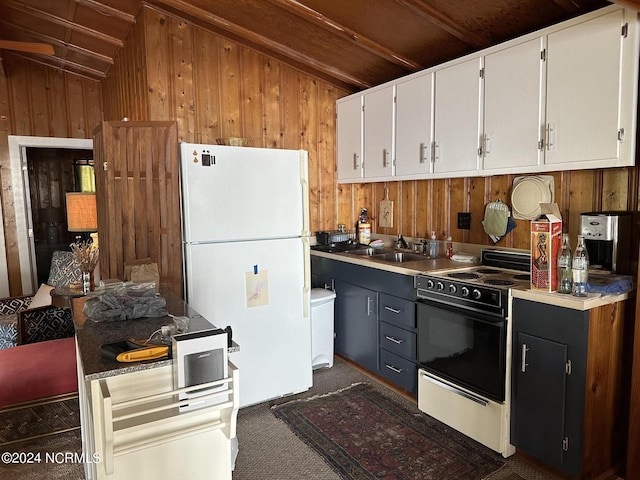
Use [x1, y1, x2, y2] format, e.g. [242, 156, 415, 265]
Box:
[545, 9, 625, 167]
[336, 95, 363, 181]
[512, 332, 568, 467]
[334, 280, 378, 373]
[363, 86, 394, 179]
[395, 73, 433, 177]
[94, 121, 182, 298]
[433, 57, 481, 176]
[483, 38, 544, 173]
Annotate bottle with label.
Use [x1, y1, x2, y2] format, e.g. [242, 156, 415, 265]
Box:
[357, 208, 371, 245]
[571, 235, 589, 297]
[429, 231, 438, 257]
[557, 233, 572, 294]
[445, 236, 454, 260]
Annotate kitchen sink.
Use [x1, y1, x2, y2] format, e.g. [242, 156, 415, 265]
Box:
[348, 248, 387, 256]
[375, 252, 429, 263]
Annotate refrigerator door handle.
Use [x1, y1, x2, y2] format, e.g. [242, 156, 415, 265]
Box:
[299, 151, 310, 237]
[302, 236, 310, 319]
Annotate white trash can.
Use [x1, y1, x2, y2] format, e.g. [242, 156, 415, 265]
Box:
[310, 288, 336, 369]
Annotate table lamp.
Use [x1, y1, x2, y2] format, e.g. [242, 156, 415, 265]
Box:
[65, 192, 97, 242]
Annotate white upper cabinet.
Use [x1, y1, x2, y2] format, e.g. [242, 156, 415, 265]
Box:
[433, 57, 482, 177]
[336, 94, 363, 181]
[395, 73, 433, 178]
[482, 38, 545, 173]
[336, 5, 638, 183]
[363, 85, 395, 179]
[544, 9, 632, 169]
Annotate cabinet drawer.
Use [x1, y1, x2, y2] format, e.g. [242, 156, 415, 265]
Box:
[379, 293, 415, 329]
[379, 321, 416, 360]
[379, 349, 417, 394]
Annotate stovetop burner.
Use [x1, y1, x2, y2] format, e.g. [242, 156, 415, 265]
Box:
[483, 279, 515, 286]
[447, 272, 481, 280]
[476, 268, 502, 275]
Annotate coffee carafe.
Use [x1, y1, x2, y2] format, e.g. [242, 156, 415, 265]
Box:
[580, 212, 631, 274]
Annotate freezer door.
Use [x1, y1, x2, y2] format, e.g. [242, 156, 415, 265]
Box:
[180, 143, 309, 242]
[184, 237, 312, 407]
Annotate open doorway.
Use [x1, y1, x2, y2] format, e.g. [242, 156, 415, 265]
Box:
[7, 135, 94, 295]
[26, 148, 94, 285]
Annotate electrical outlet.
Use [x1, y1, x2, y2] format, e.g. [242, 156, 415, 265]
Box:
[458, 212, 471, 230]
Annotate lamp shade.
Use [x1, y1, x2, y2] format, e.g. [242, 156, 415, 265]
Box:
[66, 192, 97, 232]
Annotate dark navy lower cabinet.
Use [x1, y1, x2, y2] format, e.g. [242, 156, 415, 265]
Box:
[311, 255, 418, 395]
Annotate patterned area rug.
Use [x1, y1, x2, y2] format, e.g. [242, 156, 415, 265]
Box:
[0, 394, 80, 445]
[272, 383, 506, 480]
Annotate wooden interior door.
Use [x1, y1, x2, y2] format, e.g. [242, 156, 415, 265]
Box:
[93, 121, 182, 298]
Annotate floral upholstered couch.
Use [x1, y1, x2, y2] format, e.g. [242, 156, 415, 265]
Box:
[0, 251, 81, 407]
[0, 250, 82, 350]
[0, 288, 74, 349]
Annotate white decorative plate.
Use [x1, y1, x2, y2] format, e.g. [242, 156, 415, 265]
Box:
[511, 176, 554, 220]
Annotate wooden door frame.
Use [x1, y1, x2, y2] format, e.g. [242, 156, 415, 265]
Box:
[8, 135, 93, 294]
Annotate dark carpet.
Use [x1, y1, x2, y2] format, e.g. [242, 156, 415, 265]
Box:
[272, 382, 506, 480]
[0, 395, 83, 480]
[0, 395, 80, 445]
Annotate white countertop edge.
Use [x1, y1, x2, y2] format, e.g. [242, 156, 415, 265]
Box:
[310, 249, 465, 276]
[511, 288, 630, 310]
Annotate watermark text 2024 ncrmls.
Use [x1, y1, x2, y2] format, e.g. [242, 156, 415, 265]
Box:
[47, 452, 102, 464]
[1, 451, 102, 464]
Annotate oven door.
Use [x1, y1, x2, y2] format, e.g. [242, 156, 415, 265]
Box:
[417, 300, 506, 402]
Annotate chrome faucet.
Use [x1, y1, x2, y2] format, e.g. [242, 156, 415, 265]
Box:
[420, 239, 428, 255]
[396, 234, 409, 250]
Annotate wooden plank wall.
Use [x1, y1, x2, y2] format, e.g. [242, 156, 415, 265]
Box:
[101, 4, 640, 261]
[0, 54, 103, 295]
[101, 5, 348, 238]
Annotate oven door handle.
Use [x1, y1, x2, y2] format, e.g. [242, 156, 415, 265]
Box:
[421, 373, 489, 407]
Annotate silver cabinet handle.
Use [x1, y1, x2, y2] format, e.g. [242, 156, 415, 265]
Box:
[385, 364, 403, 374]
[366, 296, 373, 316]
[420, 142, 428, 163]
[433, 142, 440, 162]
[384, 306, 401, 314]
[354, 153, 360, 169]
[421, 373, 488, 407]
[521, 343, 529, 373]
[546, 124, 555, 150]
[384, 335, 402, 344]
[383, 148, 390, 168]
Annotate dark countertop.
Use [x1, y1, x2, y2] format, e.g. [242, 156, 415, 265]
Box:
[74, 288, 233, 381]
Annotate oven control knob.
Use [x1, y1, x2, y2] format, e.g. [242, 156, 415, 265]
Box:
[472, 289, 482, 300]
[436, 282, 445, 291]
[448, 284, 457, 294]
[461, 286, 470, 297]
[426, 279, 435, 289]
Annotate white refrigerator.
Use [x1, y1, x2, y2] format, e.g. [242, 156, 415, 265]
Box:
[179, 142, 312, 408]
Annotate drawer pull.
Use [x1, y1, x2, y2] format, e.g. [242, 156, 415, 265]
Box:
[385, 335, 403, 344]
[385, 364, 403, 374]
[384, 306, 401, 314]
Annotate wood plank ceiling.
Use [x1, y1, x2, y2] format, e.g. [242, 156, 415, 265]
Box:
[0, 0, 637, 91]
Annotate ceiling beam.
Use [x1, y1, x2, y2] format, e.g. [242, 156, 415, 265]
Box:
[149, 0, 372, 88]
[267, 0, 423, 71]
[396, 0, 493, 49]
[73, 0, 137, 23]
[0, 21, 114, 65]
[7, 51, 105, 80]
[4, 0, 124, 48]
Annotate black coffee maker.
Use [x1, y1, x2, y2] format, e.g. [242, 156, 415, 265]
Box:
[580, 212, 631, 274]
